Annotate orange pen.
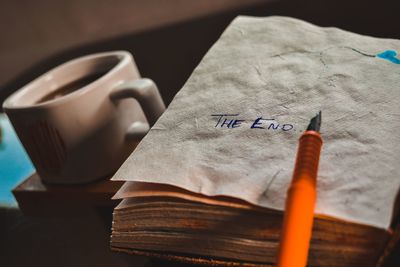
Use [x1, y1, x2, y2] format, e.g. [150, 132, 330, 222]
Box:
[277, 111, 323, 267]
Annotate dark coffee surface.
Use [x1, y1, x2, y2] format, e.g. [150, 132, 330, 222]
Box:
[36, 72, 106, 104]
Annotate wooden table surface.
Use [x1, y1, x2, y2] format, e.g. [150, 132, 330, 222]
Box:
[13, 172, 123, 216]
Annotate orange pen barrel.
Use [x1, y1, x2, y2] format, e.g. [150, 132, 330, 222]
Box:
[277, 130, 323, 267]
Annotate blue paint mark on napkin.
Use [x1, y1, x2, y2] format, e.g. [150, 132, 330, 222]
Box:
[377, 50, 400, 64]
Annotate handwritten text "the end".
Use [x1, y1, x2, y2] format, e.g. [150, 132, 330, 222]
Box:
[211, 114, 295, 131]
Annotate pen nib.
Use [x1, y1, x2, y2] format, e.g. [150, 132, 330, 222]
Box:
[306, 111, 322, 132]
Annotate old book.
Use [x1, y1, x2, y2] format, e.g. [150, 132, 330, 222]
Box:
[111, 182, 398, 267]
[111, 16, 400, 266]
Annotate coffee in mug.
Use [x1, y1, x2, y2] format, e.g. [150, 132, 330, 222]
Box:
[36, 71, 107, 104]
[3, 51, 165, 184]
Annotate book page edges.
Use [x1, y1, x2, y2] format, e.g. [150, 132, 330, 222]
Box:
[113, 181, 257, 210]
[113, 181, 397, 232]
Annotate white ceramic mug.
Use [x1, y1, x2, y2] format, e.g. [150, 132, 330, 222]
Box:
[3, 51, 165, 184]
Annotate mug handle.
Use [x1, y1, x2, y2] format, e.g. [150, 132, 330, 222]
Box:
[110, 78, 166, 141]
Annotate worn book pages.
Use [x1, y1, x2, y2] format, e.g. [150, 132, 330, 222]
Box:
[113, 16, 400, 229]
[114, 181, 255, 210]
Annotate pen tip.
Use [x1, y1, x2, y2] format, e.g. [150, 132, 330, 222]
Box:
[306, 111, 322, 132]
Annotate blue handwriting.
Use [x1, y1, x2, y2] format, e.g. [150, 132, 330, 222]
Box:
[211, 114, 294, 132]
